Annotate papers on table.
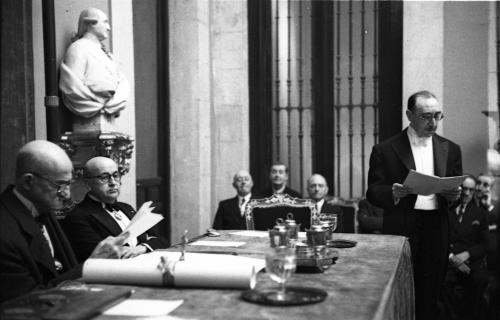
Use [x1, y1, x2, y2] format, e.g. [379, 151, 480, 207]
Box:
[83, 251, 265, 289]
[189, 240, 245, 247]
[120, 201, 163, 244]
[230, 230, 268, 238]
[103, 299, 183, 317]
[403, 170, 467, 196]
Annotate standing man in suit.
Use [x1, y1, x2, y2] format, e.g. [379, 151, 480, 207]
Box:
[213, 170, 255, 230]
[367, 90, 462, 320]
[264, 163, 301, 198]
[442, 175, 489, 320]
[0, 141, 126, 303]
[62, 157, 166, 263]
[307, 174, 343, 232]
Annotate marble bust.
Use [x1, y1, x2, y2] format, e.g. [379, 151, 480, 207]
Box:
[59, 8, 129, 119]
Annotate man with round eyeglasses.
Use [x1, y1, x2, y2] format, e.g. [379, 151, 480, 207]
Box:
[367, 90, 463, 320]
[0, 141, 128, 303]
[62, 157, 166, 263]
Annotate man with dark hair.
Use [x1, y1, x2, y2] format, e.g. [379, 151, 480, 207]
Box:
[367, 90, 462, 320]
[62, 157, 166, 263]
[442, 175, 489, 320]
[264, 163, 301, 198]
[0, 141, 126, 303]
[213, 170, 256, 230]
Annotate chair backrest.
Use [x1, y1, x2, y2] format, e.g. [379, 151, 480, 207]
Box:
[244, 194, 317, 231]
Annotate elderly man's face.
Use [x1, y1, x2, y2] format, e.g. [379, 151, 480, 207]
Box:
[407, 96, 442, 137]
[476, 175, 493, 200]
[233, 171, 253, 197]
[270, 165, 288, 186]
[461, 177, 476, 205]
[30, 163, 73, 212]
[89, 10, 111, 41]
[86, 160, 121, 204]
[308, 175, 329, 201]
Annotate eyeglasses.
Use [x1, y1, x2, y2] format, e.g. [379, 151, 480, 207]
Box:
[30, 172, 74, 193]
[86, 171, 122, 184]
[415, 112, 444, 122]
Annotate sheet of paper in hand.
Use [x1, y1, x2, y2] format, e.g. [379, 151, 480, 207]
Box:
[120, 201, 163, 244]
[403, 170, 467, 196]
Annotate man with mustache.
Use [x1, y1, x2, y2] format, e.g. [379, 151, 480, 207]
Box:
[367, 90, 462, 320]
[62, 157, 166, 262]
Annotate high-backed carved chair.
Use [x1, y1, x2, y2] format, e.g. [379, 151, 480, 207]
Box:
[244, 194, 317, 231]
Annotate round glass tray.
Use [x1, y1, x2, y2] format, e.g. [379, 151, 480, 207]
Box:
[241, 286, 327, 306]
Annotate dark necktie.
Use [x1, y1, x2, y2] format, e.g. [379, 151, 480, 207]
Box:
[101, 43, 112, 60]
[35, 215, 63, 271]
[458, 204, 465, 223]
[105, 202, 124, 221]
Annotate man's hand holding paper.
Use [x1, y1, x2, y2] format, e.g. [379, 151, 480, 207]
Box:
[403, 170, 467, 197]
[119, 201, 164, 246]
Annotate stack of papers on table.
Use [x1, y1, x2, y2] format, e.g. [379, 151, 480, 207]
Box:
[83, 251, 265, 289]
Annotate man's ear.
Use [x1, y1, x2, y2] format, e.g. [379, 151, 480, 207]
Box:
[19, 173, 35, 191]
[405, 109, 412, 122]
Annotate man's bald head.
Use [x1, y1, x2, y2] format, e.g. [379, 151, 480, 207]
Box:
[15, 140, 73, 211]
[232, 170, 253, 197]
[84, 157, 121, 203]
[307, 174, 329, 202]
[16, 140, 72, 179]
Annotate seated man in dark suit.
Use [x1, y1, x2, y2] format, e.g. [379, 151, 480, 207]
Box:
[307, 173, 343, 232]
[357, 199, 384, 234]
[0, 141, 126, 303]
[213, 170, 256, 230]
[263, 163, 301, 198]
[62, 157, 166, 263]
[441, 175, 489, 320]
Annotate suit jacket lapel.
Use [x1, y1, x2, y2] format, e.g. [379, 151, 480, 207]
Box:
[83, 196, 123, 236]
[1, 186, 58, 276]
[391, 130, 415, 171]
[433, 135, 448, 177]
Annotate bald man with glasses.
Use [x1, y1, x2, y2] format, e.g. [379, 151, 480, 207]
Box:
[0, 141, 127, 302]
[62, 157, 166, 263]
[367, 90, 462, 320]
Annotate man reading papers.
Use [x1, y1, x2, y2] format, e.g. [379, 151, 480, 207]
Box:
[0, 141, 127, 302]
[62, 157, 166, 262]
[367, 91, 462, 320]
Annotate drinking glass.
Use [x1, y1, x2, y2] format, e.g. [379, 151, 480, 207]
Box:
[265, 246, 297, 301]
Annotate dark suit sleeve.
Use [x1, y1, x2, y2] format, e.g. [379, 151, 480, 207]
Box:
[212, 202, 224, 230]
[62, 211, 104, 263]
[367, 145, 397, 209]
[357, 199, 383, 233]
[467, 210, 489, 261]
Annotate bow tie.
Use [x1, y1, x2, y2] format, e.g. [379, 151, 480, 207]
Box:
[104, 202, 120, 212]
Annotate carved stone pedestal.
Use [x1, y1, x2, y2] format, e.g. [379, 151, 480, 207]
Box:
[59, 113, 134, 178]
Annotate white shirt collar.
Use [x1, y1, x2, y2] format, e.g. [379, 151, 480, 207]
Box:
[238, 193, 251, 203]
[13, 187, 40, 219]
[273, 185, 286, 194]
[315, 199, 325, 211]
[407, 126, 432, 147]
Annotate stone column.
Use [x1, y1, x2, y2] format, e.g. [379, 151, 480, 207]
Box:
[169, 0, 249, 242]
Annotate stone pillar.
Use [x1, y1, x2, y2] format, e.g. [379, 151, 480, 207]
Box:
[169, 0, 249, 243]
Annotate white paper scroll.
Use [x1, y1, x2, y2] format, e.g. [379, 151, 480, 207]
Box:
[83, 251, 265, 289]
[120, 201, 163, 244]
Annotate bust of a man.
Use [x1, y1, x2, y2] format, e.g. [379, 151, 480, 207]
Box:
[59, 8, 129, 118]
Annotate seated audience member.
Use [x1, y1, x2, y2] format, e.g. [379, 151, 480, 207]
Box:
[307, 174, 343, 232]
[213, 170, 257, 230]
[263, 163, 301, 198]
[0, 141, 126, 303]
[441, 175, 489, 320]
[357, 199, 384, 234]
[62, 157, 166, 263]
[475, 173, 499, 271]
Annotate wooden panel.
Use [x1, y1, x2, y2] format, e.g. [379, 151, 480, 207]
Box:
[0, 0, 35, 189]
